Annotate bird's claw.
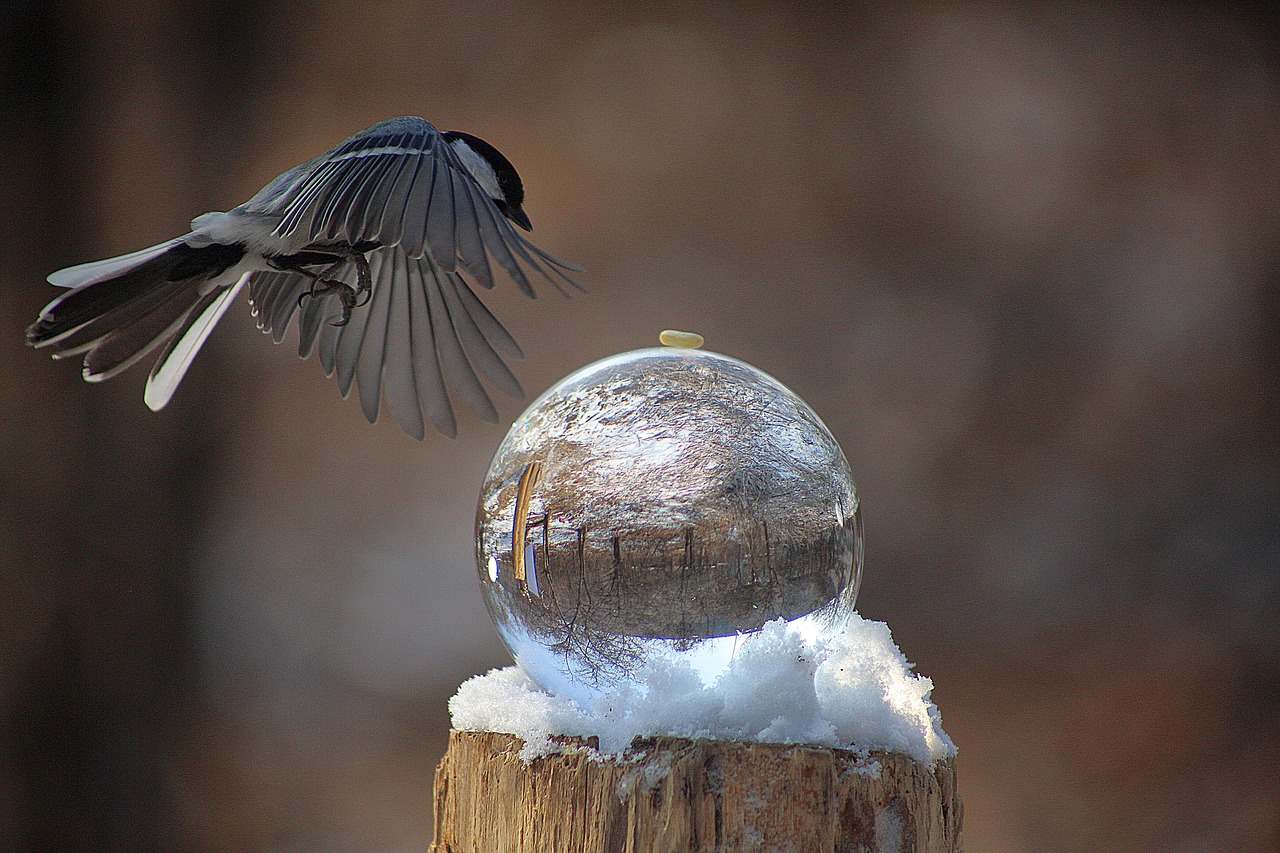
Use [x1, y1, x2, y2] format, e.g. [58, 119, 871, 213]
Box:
[298, 278, 369, 326]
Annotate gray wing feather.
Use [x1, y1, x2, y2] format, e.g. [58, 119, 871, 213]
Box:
[496, 216, 582, 297]
[461, 177, 537, 297]
[447, 165, 494, 289]
[421, 259, 497, 423]
[269, 277, 309, 343]
[247, 270, 310, 343]
[438, 272, 523, 399]
[394, 151, 435, 258]
[333, 270, 375, 398]
[381, 251, 425, 439]
[345, 141, 410, 245]
[355, 253, 394, 423]
[275, 158, 344, 237]
[247, 271, 283, 331]
[423, 155, 457, 270]
[368, 149, 417, 245]
[451, 275, 523, 359]
[518, 234, 584, 272]
[407, 257, 457, 437]
[316, 144, 389, 240]
[515, 232, 586, 292]
[296, 279, 331, 359]
[316, 297, 343, 377]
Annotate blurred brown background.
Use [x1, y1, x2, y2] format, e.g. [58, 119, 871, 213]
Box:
[2, 2, 1277, 851]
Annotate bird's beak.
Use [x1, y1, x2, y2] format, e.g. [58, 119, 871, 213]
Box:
[508, 206, 532, 232]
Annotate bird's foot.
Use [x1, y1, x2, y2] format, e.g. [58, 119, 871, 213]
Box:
[288, 243, 377, 326]
[298, 279, 363, 326]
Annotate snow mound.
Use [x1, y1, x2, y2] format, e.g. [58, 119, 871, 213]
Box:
[449, 614, 955, 765]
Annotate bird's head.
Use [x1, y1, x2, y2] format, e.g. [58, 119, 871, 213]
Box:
[443, 130, 531, 231]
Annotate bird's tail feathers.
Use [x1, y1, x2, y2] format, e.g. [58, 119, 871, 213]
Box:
[28, 239, 247, 402]
[47, 237, 187, 288]
[144, 277, 246, 410]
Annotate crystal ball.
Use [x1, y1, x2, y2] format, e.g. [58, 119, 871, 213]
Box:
[476, 346, 862, 705]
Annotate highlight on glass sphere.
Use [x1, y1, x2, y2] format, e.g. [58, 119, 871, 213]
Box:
[476, 340, 862, 705]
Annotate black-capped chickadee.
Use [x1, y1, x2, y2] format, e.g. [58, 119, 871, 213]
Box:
[27, 116, 580, 438]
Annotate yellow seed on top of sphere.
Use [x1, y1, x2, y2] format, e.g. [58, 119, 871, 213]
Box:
[658, 329, 704, 349]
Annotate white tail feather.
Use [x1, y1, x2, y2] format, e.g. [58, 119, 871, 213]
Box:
[48, 237, 187, 288]
[144, 275, 247, 411]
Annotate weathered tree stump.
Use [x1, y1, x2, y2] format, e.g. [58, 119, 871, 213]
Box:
[431, 731, 962, 852]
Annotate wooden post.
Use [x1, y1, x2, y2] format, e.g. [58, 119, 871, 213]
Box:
[431, 731, 962, 852]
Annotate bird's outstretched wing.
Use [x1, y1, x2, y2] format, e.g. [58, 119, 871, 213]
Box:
[247, 248, 525, 439]
[240, 116, 580, 298]
[32, 116, 582, 438]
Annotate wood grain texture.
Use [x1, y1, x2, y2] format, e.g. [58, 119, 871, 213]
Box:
[432, 731, 962, 852]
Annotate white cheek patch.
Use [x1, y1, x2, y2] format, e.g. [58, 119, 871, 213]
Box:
[450, 138, 503, 201]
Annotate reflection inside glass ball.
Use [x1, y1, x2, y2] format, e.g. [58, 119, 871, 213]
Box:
[476, 347, 862, 705]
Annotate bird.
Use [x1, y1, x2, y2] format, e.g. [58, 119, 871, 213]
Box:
[26, 116, 581, 439]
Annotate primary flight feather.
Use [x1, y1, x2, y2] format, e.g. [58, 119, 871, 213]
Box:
[27, 116, 581, 438]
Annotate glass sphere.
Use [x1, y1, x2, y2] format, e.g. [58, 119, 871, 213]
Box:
[476, 346, 862, 705]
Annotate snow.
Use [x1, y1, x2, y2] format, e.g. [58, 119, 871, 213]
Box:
[449, 614, 956, 766]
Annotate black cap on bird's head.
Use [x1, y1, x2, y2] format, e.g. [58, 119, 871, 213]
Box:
[443, 130, 532, 231]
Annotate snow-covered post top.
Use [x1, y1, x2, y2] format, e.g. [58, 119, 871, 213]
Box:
[433, 337, 961, 853]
